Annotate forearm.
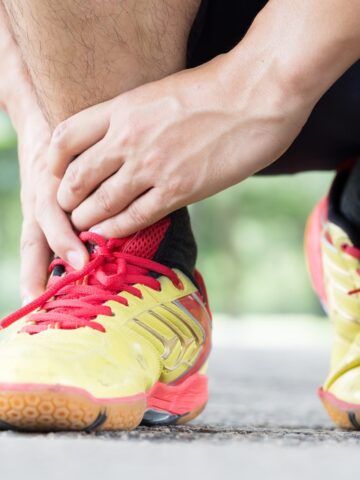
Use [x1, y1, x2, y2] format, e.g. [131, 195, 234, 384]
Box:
[226, 0, 360, 105]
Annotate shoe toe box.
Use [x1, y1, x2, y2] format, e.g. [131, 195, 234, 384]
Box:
[0, 326, 161, 399]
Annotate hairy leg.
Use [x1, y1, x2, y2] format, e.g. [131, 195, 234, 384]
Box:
[2, 0, 200, 127]
[2, 0, 201, 299]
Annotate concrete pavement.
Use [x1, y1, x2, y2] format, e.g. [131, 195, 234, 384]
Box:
[0, 317, 359, 479]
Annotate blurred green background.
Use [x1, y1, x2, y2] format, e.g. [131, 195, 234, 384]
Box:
[0, 111, 333, 317]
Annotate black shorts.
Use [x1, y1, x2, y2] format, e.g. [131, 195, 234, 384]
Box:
[187, 0, 360, 174]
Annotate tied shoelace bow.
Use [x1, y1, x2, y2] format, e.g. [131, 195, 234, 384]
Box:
[341, 243, 360, 296]
[0, 232, 182, 334]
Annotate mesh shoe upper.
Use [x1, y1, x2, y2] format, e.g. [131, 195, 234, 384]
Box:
[0, 210, 211, 400]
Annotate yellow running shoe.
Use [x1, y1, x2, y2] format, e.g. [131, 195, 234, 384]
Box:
[0, 209, 211, 432]
[306, 168, 360, 429]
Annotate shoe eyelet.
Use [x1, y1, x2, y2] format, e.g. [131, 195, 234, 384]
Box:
[176, 280, 184, 291]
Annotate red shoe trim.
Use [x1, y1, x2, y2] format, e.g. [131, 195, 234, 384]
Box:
[147, 373, 208, 415]
[304, 196, 328, 307]
[194, 270, 212, 319]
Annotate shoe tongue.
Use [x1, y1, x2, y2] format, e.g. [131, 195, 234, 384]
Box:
[52, 218, 171, 281]
[110, 218, 170, 259]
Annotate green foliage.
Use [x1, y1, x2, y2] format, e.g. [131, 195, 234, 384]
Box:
[191, 173, 332, 315]
[0, 114, 333, 316]
[0, 111, 16, 150]
[0, 149, 21, 316]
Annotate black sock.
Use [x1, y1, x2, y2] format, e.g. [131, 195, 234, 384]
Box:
[340, 160, 360, 230]
[155, 208, 198, 284]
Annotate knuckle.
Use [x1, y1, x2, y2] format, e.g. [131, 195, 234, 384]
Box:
[95, 187, 113, 214]
[51, 120, 70, 150]
[167, 178, 185, 196]
[20, 234, 39, 255]
[112, 128, 134, 151]
[141, 147, 165, 169]
[110, 123, 140, 152]
[104, 217, 121, 238]
[141, 153, 156, 169]
[63, 162, 83, 197]
[164, 170, 190, 198]
[127, 202, 148, 227]
[160, 176, 178, 198]
[111, 93, 130, 113]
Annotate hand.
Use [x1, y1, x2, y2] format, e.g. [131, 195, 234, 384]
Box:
[49, 0, 360, 239]
[49, 50, 314, 238]
[16, 106, 89, 303]
[0, 7, 88, 303]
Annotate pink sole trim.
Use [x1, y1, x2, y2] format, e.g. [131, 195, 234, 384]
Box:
[0, 372, 208, 416]
[318, 387, 360, 411]
[0, 382, 145, 405]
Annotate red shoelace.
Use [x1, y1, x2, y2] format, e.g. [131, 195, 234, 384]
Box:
[0, 232, 182, 334]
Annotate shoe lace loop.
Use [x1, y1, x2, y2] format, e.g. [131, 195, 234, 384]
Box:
[0, 232, 181, 334]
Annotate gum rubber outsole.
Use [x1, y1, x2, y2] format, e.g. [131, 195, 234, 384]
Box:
[319, 387, 360, 430]
[0, 377, 208, 432]
[0, 387, 146, 432]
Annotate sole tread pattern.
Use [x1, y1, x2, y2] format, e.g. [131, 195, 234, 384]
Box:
[0, 390, 206, 432]
[0, 389, 145, 432]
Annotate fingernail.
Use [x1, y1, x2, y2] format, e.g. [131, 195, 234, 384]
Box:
[22, 296, 33, 307]
[89, 226, 102, 235]
[67, 250, 84, 270]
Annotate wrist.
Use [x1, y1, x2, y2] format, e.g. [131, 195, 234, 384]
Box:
[218, 39, 315, 120]
[225, 0, 360, 108]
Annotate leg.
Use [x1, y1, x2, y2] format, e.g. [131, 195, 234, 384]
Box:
[0, 0, 212, 433]
[3, 0, 201, 127]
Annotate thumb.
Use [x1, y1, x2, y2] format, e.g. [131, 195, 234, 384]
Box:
[20, 221, 51, 304]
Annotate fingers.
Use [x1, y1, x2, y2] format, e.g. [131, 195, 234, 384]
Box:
[20, 221, 50, 304]
[71, 163, 150, 232]
[57, 138, 124, 212]
[48, 101, 111, 178]
[90, 188, 169, 238]
[36, 177, 89, 269]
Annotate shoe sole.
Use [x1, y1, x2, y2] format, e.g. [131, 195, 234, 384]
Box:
[0, 373, 207, 432]
[319, 387, 360, 429]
